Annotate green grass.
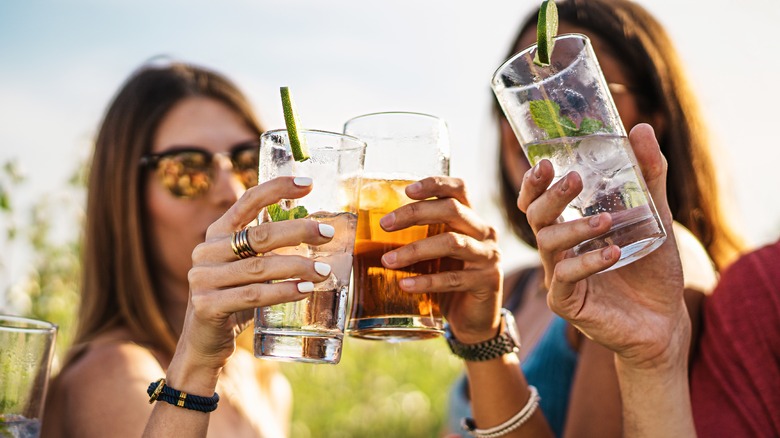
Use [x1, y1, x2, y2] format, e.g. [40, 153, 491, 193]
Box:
[282, 336, 463, 437]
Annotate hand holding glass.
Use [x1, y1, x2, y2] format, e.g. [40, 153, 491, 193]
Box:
[491, 34, 665, 269]
[254, 129, 365, 364]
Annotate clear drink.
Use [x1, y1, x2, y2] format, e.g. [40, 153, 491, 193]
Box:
[255, 211, 357, 363]
[526, 134, 664, 260]
[348, 178, 444, 341]
[0, 415, 41, 438]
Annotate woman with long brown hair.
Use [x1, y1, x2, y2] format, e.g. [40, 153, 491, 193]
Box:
[447, 0, 745, 436]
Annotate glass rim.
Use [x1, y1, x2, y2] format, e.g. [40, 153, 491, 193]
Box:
[0, 314, 57, 334]
[343, 111, 446, 127]
[261, 128, 367, 151]
[491, 33, 590, 84]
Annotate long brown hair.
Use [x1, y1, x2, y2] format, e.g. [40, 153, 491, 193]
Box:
[73, 61, 263, 357]
[499, 0, 744, 270]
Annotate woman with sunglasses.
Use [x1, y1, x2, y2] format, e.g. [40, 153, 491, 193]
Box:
[40, 61, 324, 437]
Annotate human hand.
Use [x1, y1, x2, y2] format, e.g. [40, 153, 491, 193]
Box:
[516, 124, 689, 370]
[172, 177, 335, 386]
[378, 177, 503, 344]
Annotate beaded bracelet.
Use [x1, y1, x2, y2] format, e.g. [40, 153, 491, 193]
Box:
[147, 378, 220, 413]
[461, 385, 540, 438]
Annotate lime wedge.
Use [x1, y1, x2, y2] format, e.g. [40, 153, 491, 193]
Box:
[280, 86, 310, 162]
[534, 0, 558, 66]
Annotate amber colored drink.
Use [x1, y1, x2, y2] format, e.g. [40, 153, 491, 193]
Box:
[348, 178, 444, 341]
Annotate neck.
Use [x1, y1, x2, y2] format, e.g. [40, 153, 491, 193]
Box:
[155, 273, 189, 339]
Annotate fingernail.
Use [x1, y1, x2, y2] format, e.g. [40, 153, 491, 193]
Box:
[560, 174, 569, 192]
[407, 182, 422, 194]
[533, 163, 542, 179]
[297, 281, 314, 293]
[399, 278, 415, 289]
[589, 215, 600, 228]
[380, 212, 396, 229]
[293, 177, 312, 187]
[314, 262, 332, 276]
[602, 247, 613, 261]
[318, 223, 335, 238]
[382, 252, 397, 266]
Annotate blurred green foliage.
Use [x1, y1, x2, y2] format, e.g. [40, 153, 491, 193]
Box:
[283, 337, 463, 438]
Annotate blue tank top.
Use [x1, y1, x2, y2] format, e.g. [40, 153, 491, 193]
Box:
[445, 285, 578, 437]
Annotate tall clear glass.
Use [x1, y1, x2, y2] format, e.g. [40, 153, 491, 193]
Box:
[0, 315, 57, 438]
[254, 129, 366, 364]
[491, 34, 666, 270]
[344, 112, 451, 341]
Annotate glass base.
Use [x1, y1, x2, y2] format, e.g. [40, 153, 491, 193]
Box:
[347, 316, 443, 342]
[254, 330, 343, 364]
[575, 213, 666, 272]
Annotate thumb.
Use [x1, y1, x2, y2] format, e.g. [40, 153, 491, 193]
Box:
[628, 124, 671, 226]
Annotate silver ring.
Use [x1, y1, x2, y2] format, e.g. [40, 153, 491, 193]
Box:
[230, 228, 259, 259]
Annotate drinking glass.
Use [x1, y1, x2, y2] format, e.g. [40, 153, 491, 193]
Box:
[0, 315, 57, 438]
[254, 129, 365, 364]
[343, 111, 451, 341]
[491, 34, 666, 270]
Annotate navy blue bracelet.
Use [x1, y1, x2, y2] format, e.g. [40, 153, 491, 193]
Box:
[147, 378, 219, 413]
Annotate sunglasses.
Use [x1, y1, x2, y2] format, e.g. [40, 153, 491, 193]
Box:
[140, 141, 259, 199]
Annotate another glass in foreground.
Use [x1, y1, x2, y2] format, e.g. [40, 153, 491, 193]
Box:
[491, 34, 666, 270]
[254, 129, 365, 364]
[344, 112, 450, 341]
[0, 315, 57, 438]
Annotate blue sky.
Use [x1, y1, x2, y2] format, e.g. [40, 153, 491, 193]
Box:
[2, 0, 780, 295]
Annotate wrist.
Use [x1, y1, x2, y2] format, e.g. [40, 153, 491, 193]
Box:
[446, 309, 521, 362]
[166, 344, 222, 397]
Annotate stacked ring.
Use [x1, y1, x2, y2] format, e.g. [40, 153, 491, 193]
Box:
[231, 228, 259, 259]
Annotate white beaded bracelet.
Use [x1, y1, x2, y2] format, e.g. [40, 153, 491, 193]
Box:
[461, 385, 541, 438]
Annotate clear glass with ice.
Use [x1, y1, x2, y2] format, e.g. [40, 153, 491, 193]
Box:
[491, 34, 666, 270]
[254, 129, 365, 364]
[0, 315, 57, 438]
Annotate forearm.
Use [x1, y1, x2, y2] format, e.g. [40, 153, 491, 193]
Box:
[464, 354, 553, 438]
[616, 359, 696, 438]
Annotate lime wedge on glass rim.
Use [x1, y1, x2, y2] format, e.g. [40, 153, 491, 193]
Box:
[280, 86, 310, 162]
[534, 0, 558, 66]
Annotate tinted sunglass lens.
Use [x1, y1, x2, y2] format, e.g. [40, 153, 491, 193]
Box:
[157, 151, 213, 198]
[232, 147, 259, 187]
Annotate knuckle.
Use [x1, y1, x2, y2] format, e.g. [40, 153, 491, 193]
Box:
[191, 242, 209, 263]
[246, 256, 268, 276]
[187, 266, 207, 287]
[444, 271, 463, 288]
[252, 224, 271, 244]
[446, 233, 467, 252]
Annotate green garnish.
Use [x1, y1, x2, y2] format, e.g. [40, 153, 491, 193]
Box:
[280, 86, 310, 162]
[268, 203, 308, 222]
[529, 99, 604, 139]
[534, 0, 559, 66]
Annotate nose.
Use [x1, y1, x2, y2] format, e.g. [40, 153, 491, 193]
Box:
[210, 153, 245, 207]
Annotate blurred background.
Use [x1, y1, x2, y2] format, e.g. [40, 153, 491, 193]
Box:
[2, 1, 779, 436]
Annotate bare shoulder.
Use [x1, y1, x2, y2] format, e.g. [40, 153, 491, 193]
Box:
[47, 339, 164, 437]
[672, 222, 718, 294]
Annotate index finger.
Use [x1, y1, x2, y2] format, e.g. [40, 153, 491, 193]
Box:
[405, 176, 471, 207]
[206, 176, 314, 239]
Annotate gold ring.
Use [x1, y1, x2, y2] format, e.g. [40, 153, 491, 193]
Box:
[230, 228, 259, 259]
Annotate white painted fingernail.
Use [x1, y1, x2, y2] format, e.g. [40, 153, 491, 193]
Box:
[314, 262, 332, 276]
[318, 223, 335, 238]
[293, 177, 312, 187]
[297, 281, 314, 293]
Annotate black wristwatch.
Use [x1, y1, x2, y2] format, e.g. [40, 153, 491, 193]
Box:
[444, 308, 521, 361]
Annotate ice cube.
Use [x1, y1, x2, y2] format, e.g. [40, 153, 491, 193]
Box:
[576, 136, 626, 177]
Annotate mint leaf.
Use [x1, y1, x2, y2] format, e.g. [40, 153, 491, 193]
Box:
[289, 206, 308, 219]
[579, 117, 605, 135]
[529, 99, 605, 138]
[267, 203, 308, 222]
[529, 100, 566, 139]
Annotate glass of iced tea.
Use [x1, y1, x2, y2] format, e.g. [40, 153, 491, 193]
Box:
[343, 112, 450, 341]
